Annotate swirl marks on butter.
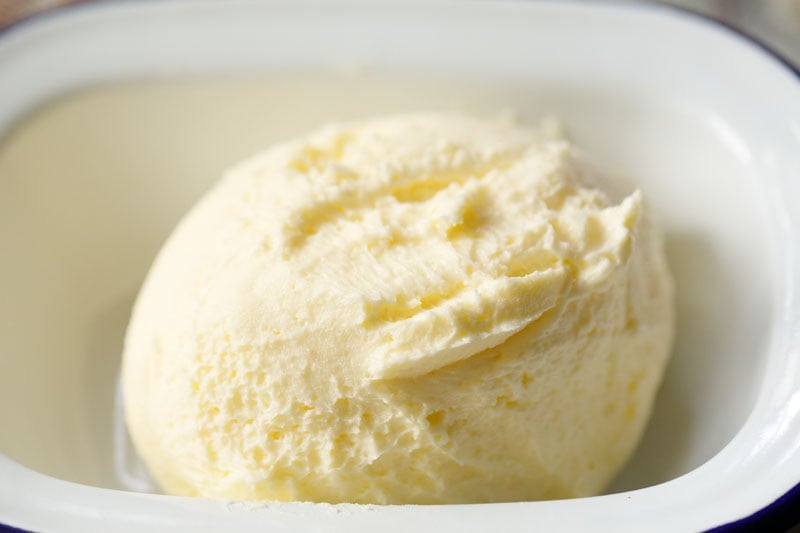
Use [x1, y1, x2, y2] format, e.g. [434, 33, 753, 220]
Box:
[366, 267, 568, 379]
[278, 149, 522, 252]
[255, 117, 644, 380]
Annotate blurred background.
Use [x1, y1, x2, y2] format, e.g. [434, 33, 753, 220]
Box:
[1, 0, 799, 68]
[666, 0, 800, 66]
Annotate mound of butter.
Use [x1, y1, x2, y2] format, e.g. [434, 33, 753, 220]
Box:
[122, 114, 674, 503]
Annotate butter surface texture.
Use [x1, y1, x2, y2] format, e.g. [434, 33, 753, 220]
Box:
[122, 114, 674, 503]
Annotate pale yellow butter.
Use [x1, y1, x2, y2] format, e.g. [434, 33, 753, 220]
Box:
[122, 114, 674, 503]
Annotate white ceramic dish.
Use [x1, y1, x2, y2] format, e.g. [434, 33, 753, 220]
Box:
[0, 1, 799, 531]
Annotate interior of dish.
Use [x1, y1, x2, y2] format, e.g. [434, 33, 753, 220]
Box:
[0, 71, 774, 498]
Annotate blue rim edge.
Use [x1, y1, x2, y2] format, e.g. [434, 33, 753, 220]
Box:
[0, 523, 28, 533]
[0, 1, 798, 532]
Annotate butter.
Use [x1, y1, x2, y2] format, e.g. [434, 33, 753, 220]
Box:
[122, 113, 674, 503]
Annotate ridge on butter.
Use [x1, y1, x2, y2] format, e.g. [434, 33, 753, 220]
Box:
[122, 113, 675, 504]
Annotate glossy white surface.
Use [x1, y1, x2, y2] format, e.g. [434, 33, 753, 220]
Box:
[0, 1, 798, 531]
